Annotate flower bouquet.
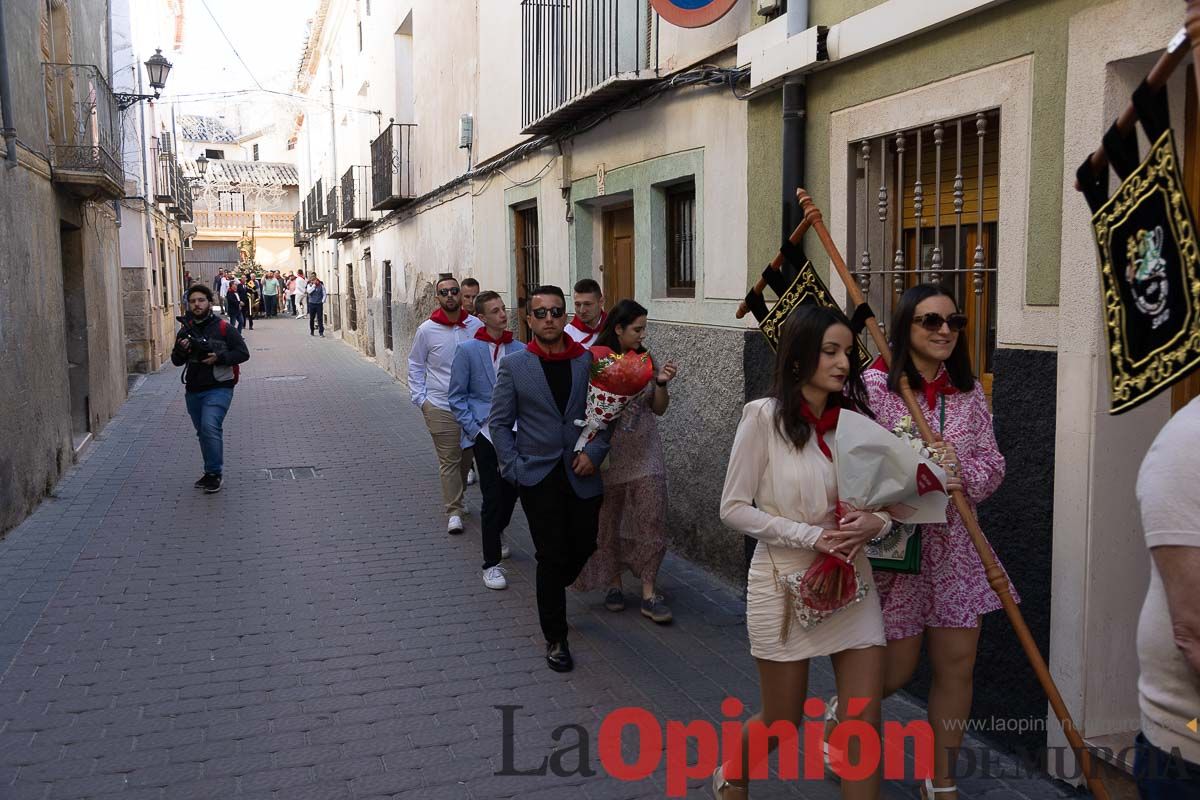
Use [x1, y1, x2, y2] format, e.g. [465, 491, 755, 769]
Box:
[572, 346, 654, 453]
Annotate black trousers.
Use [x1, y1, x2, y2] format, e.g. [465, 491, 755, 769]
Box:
[473, 434, 520, 569]
[308, 303, 324, 334]
[518, 464, 602, 645]
[265, 295, 278, 316]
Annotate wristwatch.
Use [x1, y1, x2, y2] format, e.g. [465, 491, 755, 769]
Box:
[655, 378, 668, 387]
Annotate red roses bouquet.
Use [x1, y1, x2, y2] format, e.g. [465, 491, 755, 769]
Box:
[572, 346, 654, 453]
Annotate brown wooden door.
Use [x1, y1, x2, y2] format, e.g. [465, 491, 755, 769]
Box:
[603, 206, 635, 309]
[1173, 69, 1200, 412]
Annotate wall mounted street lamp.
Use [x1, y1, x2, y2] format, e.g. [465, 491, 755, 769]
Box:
[113, 49, 173, 110]
[195, 153, 209, 176]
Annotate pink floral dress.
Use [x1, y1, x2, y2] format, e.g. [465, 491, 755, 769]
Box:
[863, 366, 1018, 640]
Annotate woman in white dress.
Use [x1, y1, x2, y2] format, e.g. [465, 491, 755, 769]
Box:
[715, 306, 889, 799]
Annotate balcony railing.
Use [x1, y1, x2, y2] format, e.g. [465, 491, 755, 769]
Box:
[370, 122, 417, 210]
[327, 185, 351, 239]
[43, 63, 124, 198]
[198, 210, 296, 232]
[294, 213, 304, 247]
[150, 145, 193, 222]
[520, 0, 659, 134]
[341, 166, 373, 228]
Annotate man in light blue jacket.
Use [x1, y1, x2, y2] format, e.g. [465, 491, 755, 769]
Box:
[448, 291, 524, 591]
[490, 285, 611, 673]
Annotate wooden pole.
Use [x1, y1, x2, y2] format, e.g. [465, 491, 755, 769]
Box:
[796, 189, 1110, 800]
[1189, 2, 1200, 108]
[735, 214, 814, 319]
[1074, 25, 1190, 189]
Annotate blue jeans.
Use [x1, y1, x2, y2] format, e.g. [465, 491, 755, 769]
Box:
[1136, 732, 1200, 798]
[184, 387, 234, 475]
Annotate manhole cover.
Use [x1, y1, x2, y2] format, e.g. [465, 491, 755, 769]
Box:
[261, 467, 321, 480]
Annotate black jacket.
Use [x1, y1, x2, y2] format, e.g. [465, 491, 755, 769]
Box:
[171, 313, 250, 393]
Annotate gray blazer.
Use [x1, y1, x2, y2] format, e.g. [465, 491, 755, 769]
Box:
[489, 348, 610, 498]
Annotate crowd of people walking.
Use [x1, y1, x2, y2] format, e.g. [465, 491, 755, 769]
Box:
[404, 271, 1023, 799]
[165, 262, 1195, 799]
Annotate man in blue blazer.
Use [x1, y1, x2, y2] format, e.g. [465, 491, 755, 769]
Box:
[448, 291, 525, 592]
[490, 285, 611, 673]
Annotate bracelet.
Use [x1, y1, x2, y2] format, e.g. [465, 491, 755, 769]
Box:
[655, 379, 668, 387]
[866, 533, 887, 547]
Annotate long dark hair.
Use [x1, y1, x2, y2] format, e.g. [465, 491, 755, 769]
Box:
[770, 305, 871, 450]
[594, 299, 648, 353]
[887, 283, 975, 395]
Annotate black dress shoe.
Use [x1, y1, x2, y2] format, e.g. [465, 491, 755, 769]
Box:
[546, 640, 573, 673]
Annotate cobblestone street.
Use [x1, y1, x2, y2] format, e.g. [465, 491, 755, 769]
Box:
[0, 318, 1080, 800]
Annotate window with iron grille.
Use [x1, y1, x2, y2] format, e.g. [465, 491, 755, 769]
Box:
[849, 109, 1000, 392]
[514, 204, 540, 341]
[218, 191, 245, 212]
[252, 143, 259, 161]
[666, 182, 696, 297]
[383, 260, 394, 351]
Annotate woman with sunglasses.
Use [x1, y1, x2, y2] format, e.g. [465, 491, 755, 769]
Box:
[861, 283, 1013, 800]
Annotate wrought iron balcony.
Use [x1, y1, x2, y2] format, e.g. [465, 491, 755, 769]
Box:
[43, 63, 124, 199]
[294, 213, 304, 247]
[370, 122, 417, 210]
[341, 166, 373, 228]
[520, 0, 659, 135]
[304, 182, 327, 233]
[327, 185, 351, 239]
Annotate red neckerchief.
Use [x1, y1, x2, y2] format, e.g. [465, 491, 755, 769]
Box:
[526, 337, 586, 362]
[474, 327, 514, 363]
[869, 356, 958, 410]
[568, 311, 607, 337]
[921, 369, 959, 411]
[430, 308, 466, 328]
[800, 400, 841, 461]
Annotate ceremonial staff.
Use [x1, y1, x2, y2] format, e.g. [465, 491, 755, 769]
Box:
[791, 189, 1108, 798]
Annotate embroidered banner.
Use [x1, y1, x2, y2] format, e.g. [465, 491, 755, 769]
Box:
[759, 260, 870, 367]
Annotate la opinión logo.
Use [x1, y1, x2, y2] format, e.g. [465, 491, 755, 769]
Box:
[496, 697, 935, 796]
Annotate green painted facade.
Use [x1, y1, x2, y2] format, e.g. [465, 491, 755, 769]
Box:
[746, 0, 1110, 306]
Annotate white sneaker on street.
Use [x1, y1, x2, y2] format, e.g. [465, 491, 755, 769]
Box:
[483, 566, 507, 590]
[447, 515, 464, 535]
[466, 468, 477, 486]
[500, 539, 511, 560]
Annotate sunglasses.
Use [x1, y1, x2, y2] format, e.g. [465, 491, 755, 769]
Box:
[437, 287, 460, 297]
[913, 312, 968, 333]
[531, 306, 566, 319]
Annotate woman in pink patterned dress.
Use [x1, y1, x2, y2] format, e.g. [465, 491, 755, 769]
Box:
[573, 300, 679, 623]
[862, 283, 1015, 800]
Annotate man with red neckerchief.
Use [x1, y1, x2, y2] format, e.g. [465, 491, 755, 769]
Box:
[448, 291, 525, 591]
[565, 278, 607, 348]
[408, 274, 484, 535]
[491, 285, 612, 673]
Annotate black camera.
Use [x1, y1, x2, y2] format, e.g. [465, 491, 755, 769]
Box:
[176, 316, 214, 362]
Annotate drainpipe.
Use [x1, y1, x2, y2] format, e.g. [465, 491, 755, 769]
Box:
[0, 0, 19, 167]
[781, 0, 809, 247]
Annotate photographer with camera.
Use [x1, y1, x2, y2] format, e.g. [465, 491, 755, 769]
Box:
[171, 285, 250, 493]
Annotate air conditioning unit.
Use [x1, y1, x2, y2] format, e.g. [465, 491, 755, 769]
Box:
[756, 0, 781, 16]
[458, 114, 473, 149]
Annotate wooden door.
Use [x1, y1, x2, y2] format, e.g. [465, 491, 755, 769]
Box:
[1173, 69, 1200, 412]
[603, 206, 635, 309]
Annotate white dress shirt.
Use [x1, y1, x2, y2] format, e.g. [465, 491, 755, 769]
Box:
[407, 314, 483, 410]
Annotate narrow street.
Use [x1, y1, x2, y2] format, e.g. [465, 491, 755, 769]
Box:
[0, 318, 1077, 800]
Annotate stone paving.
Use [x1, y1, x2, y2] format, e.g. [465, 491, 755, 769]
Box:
[0, 317, 1084, 799]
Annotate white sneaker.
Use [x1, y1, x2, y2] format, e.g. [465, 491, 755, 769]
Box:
[500, 539, 511, 560]
[447, 515, 464, 535]
[483, 566, 507, 590]
[466, 468, 477, 486]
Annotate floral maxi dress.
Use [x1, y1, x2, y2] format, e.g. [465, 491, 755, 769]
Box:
[573, 380, 668, 590]
[863, 367, 1018, 641]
